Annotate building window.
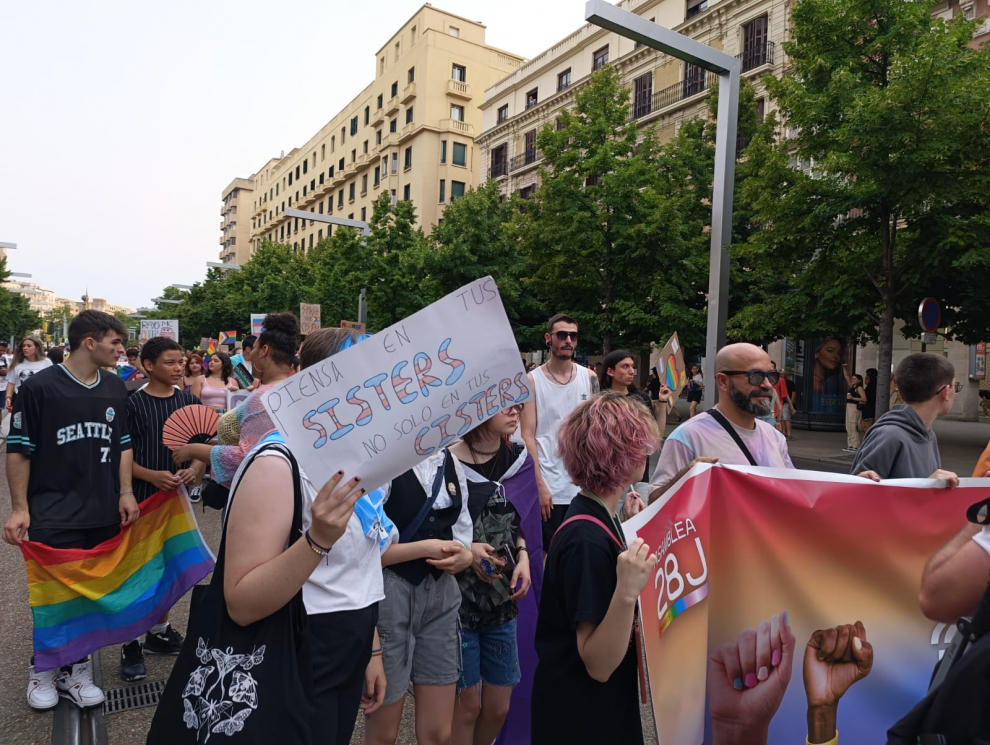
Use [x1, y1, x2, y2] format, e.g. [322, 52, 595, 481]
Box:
[318, 229, 323, 241]
[296, 165, 300, 179]
[403, 184, 411, 201]
[329, 166, 334, 178]
[391, 81, 398, 97]
[331, 135, 335, 152]
[449, 26, 459, 37]
[341, 127, 346, 143]
[406, 107, 414, 124]
[439, 179, 446, 203]
[633, 72, 653, 118]
[524, 129, 537, 164]
[374, 165, 380, 186]
[319, 201, 324, 214]
[742, 15, 769, 71]
[361, 206, 367, 221]
[490, 143, 507, 178]
[382, 155, 388, 172]
[497, 104, 508, 123]
[350, 116, 358, 136]
[363, 140, 369, 154]
[451, 181, 465, 200]
[338, 190, 344, 208]
[440, 140, 447, 163]
[362, 174, 368, 194]
[311, 179, 316, 191]
[408, 66, 415, 83]
[449, 104, 463, 121]
[309, 234, 314, 249]
[391, 152, 398, 174]
[404, 146, 412, 170]
[364, 106, 370, 125]
[390, 118, 397, 133]
[288, 172, 293, 186]
[349, 182, 355, 201]
[593, 45, 609, 70]
[303, 160, 308, 174]
[452, 64, 466, 82]
[684, 62, 706, 96]
[377, 93, 383, 109]
[526, 88, 538, 109]
[557, 68, 571, 91]
[339, 158, 345, 172]
[686, 0, 708, 18]
[391, 189, 396, 206]
[376, 130, 382, 145]
[321, 144, 325, 161]
[351, 149, 357, 162]
[452, 142, 467, 166]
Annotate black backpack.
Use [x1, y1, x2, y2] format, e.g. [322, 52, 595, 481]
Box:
[887, 498, 990, 745]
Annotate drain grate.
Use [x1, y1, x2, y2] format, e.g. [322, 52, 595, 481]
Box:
[103, 680, 166, 714]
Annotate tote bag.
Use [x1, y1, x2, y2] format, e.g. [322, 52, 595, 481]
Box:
[148, 443, 313, 744]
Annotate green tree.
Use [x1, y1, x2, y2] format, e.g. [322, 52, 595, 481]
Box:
[744, 0, 990, 413]
[0, 257, 41, 342]
[427, 181, 547, 347]
[519, 65, 687, 354]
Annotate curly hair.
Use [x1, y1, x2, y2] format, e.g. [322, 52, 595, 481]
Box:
[557, 390, 660, 497]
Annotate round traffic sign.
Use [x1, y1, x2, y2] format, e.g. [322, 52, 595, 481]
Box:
[918, 297, 941, 333]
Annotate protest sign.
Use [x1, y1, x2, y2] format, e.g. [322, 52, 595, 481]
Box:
[655, 332, 688, 395]
[198, 337, 211, 351]
[139, 320, 180, 344]
[250, 314, 265, 337]
[262, 277, 529, 492]
[300, 303, 321, 336]
[624, 465, 989, 743]
[341, 319, 366, 334]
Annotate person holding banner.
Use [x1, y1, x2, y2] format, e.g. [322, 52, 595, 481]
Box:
[519, 314, 598, 555]
[648, 344, 794, 503]
[532, 391, 659, 744]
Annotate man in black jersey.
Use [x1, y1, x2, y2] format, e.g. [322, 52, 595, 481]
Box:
[3, 310, 136, 710]
[119, 336, 203, 681]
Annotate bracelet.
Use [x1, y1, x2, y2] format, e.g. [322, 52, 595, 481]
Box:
[304, 529, 332, 556]
[370, 646, 383, 656]
[515, 545, 528, 556]
[119, 491, 133, 496]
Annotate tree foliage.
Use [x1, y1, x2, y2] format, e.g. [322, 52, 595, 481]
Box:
[0, 257, 42, 342]
[739, 0, 990, 412]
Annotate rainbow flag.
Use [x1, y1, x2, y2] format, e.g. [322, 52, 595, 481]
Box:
[206, 338, 217, 355]
[21, 490, 215, 670]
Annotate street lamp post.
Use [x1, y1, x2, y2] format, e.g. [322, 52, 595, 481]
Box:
[585, 0, 740, 403]
[285, 208, 370, 325]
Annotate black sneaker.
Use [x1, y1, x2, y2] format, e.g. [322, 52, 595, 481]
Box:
[188, 486, 202, 504]
[145, 625, 184, 655]
[120, 641, 146, 682]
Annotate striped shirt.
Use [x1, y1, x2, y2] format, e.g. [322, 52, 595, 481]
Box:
[126, 389, 201, 501]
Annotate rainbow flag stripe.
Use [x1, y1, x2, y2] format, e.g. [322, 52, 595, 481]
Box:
[657, 582, 709, 638]
[21, 490, 214, 670]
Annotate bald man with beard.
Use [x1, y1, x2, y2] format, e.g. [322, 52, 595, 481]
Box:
[648, 343, 794, 503]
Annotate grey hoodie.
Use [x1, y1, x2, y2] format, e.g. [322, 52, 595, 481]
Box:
[849, 404, 940, 479]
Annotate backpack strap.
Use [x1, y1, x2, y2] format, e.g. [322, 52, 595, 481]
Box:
[553, 514, 624, 550]
[707, 409, 758, 466]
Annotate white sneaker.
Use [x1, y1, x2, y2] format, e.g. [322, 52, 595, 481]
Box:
[27, 665, 59, 710]
[56, 659, 105, 708]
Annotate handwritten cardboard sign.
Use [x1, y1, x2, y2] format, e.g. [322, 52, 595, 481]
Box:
[262, 277, 529, 492]
[656, 332, 688, 395]
[139, 320, 180, 344]
[300, 303, 321, 336]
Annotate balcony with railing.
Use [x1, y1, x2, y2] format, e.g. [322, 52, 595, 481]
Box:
[447, 79, 471, 100]
[489, 160, 508, 179]
[401, 82, 417, 104]
[385, 96, 400, 115]
[628, 41, 774, 121]
[509, 147, 542, 173]
[439, 118, 474, 135]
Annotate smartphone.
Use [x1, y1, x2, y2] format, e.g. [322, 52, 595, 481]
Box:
[492, 544, 517, 577]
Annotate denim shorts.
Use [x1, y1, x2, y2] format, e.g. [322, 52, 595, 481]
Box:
[457, 618, 520, 690]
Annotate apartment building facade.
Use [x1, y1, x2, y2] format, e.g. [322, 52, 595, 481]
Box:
[477, 0, 785, 197]
[219, 177, 255, 266]
[224, 5, 523, 261]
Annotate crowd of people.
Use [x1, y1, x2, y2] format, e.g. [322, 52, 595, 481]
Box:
[0, 308, 988, 745]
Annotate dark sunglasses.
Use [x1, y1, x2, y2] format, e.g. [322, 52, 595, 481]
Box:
[937, 382, 963, 394]
[553, 331, 579, 341]
[721, 369, 780, 386]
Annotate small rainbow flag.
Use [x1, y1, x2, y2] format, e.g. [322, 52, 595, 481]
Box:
[21, 490, 215, 670]
[206, 338, 217, 355]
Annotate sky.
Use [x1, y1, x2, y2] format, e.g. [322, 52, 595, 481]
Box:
[0, 0, 589, 312]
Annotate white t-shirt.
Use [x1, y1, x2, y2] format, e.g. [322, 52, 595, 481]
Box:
[228, 449, 387, 616]
[8, 358, 53, 394]
[0, 353, 12, 386]
[650, 410, 794, 493]
[973, 526, 990, 558]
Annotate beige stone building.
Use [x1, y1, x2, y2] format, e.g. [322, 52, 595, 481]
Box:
[477, 0, 786, 196]
[219, 178, 255, 266]
[223, 5, 524, 261]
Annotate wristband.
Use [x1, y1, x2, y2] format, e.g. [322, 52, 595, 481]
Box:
[119, 491, 133, 496]
[370, 646, 383, 656]
[304, 529, 333, 557]
[515, 545, 528, 555]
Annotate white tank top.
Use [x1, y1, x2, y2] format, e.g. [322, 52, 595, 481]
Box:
[532, 363, 592, 505]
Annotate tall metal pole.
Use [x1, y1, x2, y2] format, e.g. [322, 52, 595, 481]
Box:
[585, 0, 740, 403]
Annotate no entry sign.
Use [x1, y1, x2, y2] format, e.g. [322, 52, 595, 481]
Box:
[918, 297, 941, 333]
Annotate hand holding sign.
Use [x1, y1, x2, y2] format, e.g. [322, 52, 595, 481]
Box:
[308, 470, 366, 549]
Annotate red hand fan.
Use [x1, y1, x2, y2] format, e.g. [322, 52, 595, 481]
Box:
[162, 404, 220, 450]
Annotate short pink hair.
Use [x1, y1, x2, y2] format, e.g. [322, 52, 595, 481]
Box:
[557, 391, 660, 496]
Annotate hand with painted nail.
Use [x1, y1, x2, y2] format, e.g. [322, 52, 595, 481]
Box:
[803, 621, 873, 744]
[708, 610, 797, 745]
[308, 470, 365, 549]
